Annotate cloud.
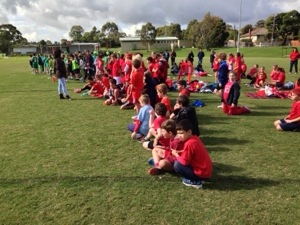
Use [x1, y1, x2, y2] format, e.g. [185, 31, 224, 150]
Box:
[0, 0, 299, 42]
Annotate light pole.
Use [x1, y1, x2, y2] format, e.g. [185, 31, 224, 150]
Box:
[237, 0, 242, 52]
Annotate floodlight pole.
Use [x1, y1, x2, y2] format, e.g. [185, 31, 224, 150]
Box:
[237, 0, 242, 52]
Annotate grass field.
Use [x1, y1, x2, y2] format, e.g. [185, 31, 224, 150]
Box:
[0, 48, 299, 225]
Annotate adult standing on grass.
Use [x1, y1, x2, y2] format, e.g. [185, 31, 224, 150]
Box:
[274, 88, 300, 132]
[54, 49, 71, 100]
[197, 48, 205, 64]
[289, 47, 300, 74]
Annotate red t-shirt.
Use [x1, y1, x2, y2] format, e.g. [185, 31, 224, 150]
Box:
[179, 88, 190, 97]
[131, 67, 144, 100]
[290, 52, 300, 61]
[112, 59, 121, 77]
[177, 136, 212, 178]
[153, 116, 167, 130]
[288, 101, 300, 124]
[255, 72, 267, 85]
[160, 96, 172, 112]
[277, 72, 285, 84]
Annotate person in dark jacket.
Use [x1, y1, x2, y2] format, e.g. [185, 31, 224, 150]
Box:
[54, 49, 71, 100]
[221, 71, 250, 115]
[170, 95, 200, 136]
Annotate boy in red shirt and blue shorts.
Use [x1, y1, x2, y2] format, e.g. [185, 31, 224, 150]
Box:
[173, 119, 212, 189]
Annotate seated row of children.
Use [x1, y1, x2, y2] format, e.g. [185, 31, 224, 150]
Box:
[127, 92, 211, 188]
[245, 64, 286, 89]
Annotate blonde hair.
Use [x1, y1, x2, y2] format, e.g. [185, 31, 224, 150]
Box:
[156, 83, 168, 95]
[139, 94, 150, 104]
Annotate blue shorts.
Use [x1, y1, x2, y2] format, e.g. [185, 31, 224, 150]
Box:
[279, 119, 300, 131]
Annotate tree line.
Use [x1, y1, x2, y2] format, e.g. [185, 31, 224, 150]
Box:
[1, 10, 300, 54]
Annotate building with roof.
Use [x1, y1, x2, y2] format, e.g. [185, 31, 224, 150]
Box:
[240, 28, 270, 46]
[119, 36, 183, 52]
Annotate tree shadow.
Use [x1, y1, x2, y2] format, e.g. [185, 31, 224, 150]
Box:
[202, 136, 250, 146]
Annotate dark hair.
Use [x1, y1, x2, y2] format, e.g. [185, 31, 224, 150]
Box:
[132, 59, 141, 69]
[154, 102, 167, 116]
[161, 119, 177, 135]
[54, 49, 62, 59]
[109, 78, 117, 85]
[176, 95, 189, 107]
[176, 119, 193, 132]
[146, 56, 153, 62]
[177, 80, 187, 87]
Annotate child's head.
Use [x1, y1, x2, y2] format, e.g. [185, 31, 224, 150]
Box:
[139, 94, 150, 105]
[87, 77, 94, 84]
[154, 102, 167, 117]
[177, 80, 187, 90]
[291, 88, 300, 101]
[259, 66, 265, 72]
[109, 78, 117, 88]
[219, 52, 227, 61]
[176, 119, 193, 141]
[254, 64, 259, 68]
[228, 71, 236, 82]
[176, 95, 189, 107]
[132, 59, 141, 69]
[156, 83, 168, 96]
[161, 119, 177, 138]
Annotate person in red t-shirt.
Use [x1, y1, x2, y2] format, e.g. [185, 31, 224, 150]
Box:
[274, 88, 300, 131]
[233, 52, 242, 83]
[141, 102, 167, 145]
[254, 66, 267, 88]
[246, 64, 259, 87]
[156, 83, 172, 118]
[131, 59, 144, 114]
[177, 79, 190, 97]
[123, 53, 132, 81]
[120, 78, 134, 109]
[289, 47, 300, 74]
[270, 67, 286, 88]
[110, 53, 122, 85]
[147, 119, 184, 175]
[173, 119, 212, 189]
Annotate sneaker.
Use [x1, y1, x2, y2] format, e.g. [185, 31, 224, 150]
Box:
[139, 137, 150, 143]
[182, 178, 203, 189]
[148, 167, 162, 175]
[65, 95, 72, 100]
[147, 158, 154, 166]
[135, 133, 143, 140]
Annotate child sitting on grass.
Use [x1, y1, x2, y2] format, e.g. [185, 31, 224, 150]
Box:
[170, 95, 200, 136]
[274, 88, 300, 132]
[221, 71, 250, 115]
[103, 78, 121, 105]
[173, 119, 212, 189]
[141, 102, 167, 147]
[147, 119, 184, 175]
[254, 66, 267, 88]
[74, 77, 95, 93]
[127, 94, 153, 140]
[120, 78, 134, 109]
[156, 83, 172, 118]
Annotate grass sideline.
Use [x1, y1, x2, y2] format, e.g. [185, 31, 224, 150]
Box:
[0, 52, 299, 224]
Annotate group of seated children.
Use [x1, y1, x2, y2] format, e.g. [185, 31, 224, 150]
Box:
[246, 64, 286, 89]
[126, 82, 211, 188]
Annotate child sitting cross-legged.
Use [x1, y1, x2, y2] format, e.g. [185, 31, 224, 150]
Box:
[103, 78, 122, 105]
[140, 102, 167, 146]
[173, 119, 212, 189]
[147, 119, 184, 175]
[274, 88, 300, 132]
[127, 94, 153, 140]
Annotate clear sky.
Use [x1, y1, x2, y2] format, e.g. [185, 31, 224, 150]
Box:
[0, 0, 298, 42]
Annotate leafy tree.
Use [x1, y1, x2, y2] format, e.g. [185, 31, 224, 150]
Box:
[0, 24, 27, 54]
[241, 24, 253, 35]
[266, 10, 300, 45]
[156, 23, 182, 38]
[255, 20, 266, 28]
[183, 19, 200, 45]
[135, 29, 141, 37]
[101, 22, 119, 37]
[69, 25, 84, 42]
[198, 13, 229, 49]
[140, 22, 157, 48]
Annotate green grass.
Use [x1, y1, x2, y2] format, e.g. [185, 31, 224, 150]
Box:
[0, 51, 299, 225]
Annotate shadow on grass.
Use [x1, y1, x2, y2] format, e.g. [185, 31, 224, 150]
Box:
[204, 175, 280, 191]
[202, 162, 281, 191]
[202, 136, 250, 146]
